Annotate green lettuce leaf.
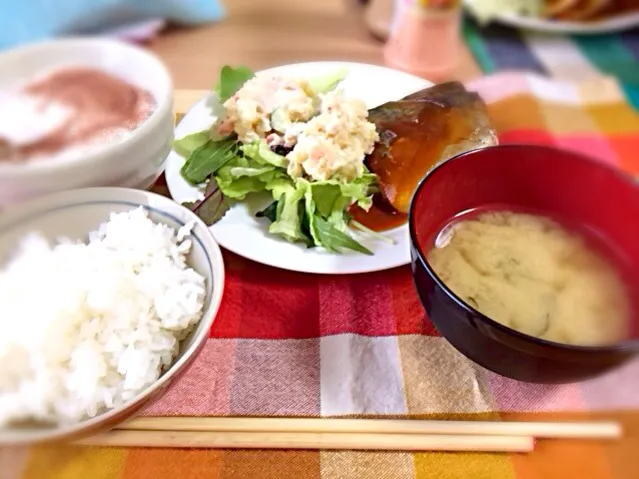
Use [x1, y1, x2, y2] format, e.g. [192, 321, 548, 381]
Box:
[215, 155, 288, 199]
[241, 141, 288, 168]
[300, 179, 372, 254]
[267, 179, 307, 243]
[312, 215, 373, 255]
[215, 65, 255, 102]
[173, 130, 210, 159]
[303, 173, 377, 221]
[216, 175, 267, 199]
[180, 138, 240, 185]
[253, 176, 373, 253]
[228, 166, 274, 177]
[256, 200, 278, 223]
[308, 67, 349, 94]
[303, 180, 321, 246]
[309, 183, 342, 219]
[338, 173, 377, 209]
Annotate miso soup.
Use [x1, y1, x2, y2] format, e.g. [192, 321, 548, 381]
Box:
[427, 210, 631, 347]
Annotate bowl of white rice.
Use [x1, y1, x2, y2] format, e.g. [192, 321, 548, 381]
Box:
[0, 187, 225, 445]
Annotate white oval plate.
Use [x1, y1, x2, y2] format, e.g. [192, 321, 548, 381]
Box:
[165, 62, 431, 274]
[463, 1, 639, 35]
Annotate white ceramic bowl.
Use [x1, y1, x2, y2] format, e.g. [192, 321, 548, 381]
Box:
[0, 187, 225, 445]
[0, 38, 174, 206]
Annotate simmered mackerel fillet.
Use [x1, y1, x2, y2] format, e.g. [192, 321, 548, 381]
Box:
[365, 82, 498, 215]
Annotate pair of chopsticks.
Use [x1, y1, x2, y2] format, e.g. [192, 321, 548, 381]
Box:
[76, 417, 622, 453]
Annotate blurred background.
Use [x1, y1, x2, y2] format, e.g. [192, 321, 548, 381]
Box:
[2, 2, 639, 478]
[2, 0, 638, 88]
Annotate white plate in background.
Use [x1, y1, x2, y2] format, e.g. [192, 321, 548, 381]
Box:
[463, 1, 639, 35]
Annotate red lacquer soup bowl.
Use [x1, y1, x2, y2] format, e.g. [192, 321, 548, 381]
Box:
[408, 144, 639, 384]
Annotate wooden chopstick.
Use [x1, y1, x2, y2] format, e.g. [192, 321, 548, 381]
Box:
[78, 430, 535, 452]
[118, 417, 622, 440]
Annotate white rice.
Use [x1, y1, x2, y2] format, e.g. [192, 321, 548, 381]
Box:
[0, 207, 207, 427]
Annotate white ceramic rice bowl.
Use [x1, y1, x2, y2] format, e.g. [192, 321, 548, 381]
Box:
[0, 187, 225, 445]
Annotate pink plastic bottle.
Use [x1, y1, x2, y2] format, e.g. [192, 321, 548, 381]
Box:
[384, 0, 462, 82]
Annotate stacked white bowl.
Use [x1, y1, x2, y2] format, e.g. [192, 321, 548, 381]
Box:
[0, 38, 174, 206]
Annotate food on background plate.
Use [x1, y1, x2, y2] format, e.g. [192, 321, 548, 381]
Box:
[546, 0, 607, 20]
[173, 66, 496, 255]
[428, 209, 631, 346]
[551, 0, 637, 20]
[465, 0, 637, 23]
[0, 208, 206, 427]
[0, 67, 155, 163]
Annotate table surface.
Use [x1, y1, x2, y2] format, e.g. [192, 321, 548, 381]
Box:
[54, 5, 635, 479]
[147, 0, 483, 89]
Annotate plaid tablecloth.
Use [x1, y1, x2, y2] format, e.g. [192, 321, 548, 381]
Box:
[464, 18, 639, 101]
[2, 71, 639, 478]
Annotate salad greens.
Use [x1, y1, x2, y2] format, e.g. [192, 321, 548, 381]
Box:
[172, 130, 210, 158]
[174, 65, 379, 255]
[182, 178, 234, 227]
[181, 138, 239, 185]
[308, 67, 350, 95]
[215, 65, 255, 102]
